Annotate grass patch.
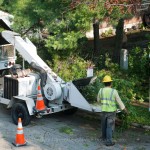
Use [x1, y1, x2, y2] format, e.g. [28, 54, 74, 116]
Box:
[59, 126, 73, 135]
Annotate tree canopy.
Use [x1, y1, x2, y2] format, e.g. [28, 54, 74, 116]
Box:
[1, 0, 135, 53]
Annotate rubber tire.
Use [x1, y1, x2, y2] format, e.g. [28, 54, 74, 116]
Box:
[11, 102, 31, 126]
[63, 107, 78, 115]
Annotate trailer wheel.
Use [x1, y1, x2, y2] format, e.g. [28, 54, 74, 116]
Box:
[11, 102, 31, 126]
[63, 107, 78, 115]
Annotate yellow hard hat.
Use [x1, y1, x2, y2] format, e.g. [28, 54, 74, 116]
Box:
[102, 75, 113, 82]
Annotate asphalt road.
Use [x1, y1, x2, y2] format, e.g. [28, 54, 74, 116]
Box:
[0, 104, 149, 150]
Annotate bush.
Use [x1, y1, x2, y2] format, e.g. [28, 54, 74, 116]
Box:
[129, 47, 149, 79]
[49, 55, 88, 81]
[128, 46, 149, 101]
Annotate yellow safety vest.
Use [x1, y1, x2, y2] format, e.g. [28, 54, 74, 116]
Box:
[99, 88, 117, 112]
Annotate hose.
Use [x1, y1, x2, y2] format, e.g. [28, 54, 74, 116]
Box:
[30, 62, 47, 87]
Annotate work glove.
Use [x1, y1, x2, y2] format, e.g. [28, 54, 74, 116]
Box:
[123, 108, 129, 115]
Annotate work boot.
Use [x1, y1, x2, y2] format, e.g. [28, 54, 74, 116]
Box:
[105, 142, 115, 146]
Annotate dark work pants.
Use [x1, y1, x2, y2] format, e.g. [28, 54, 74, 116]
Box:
[101, 112, 116, 144]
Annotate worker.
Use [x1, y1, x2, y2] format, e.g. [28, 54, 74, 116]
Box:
[97, 75, 128, 146]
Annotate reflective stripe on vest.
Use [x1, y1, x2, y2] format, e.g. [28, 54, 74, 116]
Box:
[100, 88, 117, 112]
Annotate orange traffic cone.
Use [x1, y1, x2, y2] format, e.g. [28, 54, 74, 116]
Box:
[13, 118, 27, 147]
[34, 84, 46, 112]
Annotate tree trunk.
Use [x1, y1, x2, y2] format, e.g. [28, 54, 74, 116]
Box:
[93, 19, 100, 54]
[114, 18, 124, 64]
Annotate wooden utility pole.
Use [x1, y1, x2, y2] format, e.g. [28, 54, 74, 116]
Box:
[93, 19, 100, 54]
[114, 18, 124, 64]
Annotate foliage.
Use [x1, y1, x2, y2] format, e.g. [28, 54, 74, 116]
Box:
[0, 27, 5, 32]
[49, 55, 87, 81]
[117, 105, 150, 130]
[101, 29, 114, 38]
[1, 0, 132, 54]
[0, 0, 4, 9]
[128, 106, 150, 126]
[80, 78, 103, 103]
[128, 46, 149, 101]
[129, 46, 149, 78]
